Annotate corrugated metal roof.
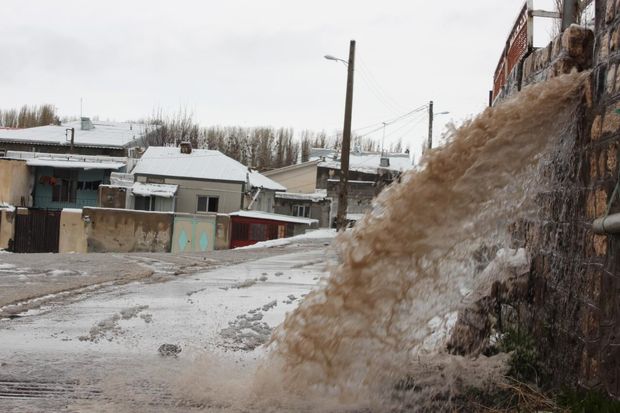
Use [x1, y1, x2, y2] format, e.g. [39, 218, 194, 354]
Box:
[26, 158, 125, 170]
[0, 120, 146, 148]
[4, 150, 127, 170]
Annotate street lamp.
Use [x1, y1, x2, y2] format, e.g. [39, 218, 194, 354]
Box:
[325, 40, 356, 231]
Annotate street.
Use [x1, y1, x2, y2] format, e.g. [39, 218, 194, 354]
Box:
[0, 231, 335, 412]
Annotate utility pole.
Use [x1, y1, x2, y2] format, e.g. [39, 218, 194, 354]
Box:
[336, 40, 355, 231]
[381, 122, 387, 155]
[427, 100, 434, 151]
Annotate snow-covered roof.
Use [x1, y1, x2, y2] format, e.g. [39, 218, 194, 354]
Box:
[131, 182, 178, 198]
[109, 172, 134, 188]
[311, 150, 414, 175]
[4, 150, 127, 170]
[0, 120, 147, 149]
[262, 160, 320, 176]
[249, 170, 286, 191]
[275, 190, 328, 202]
[327, 179, 375, 184]
[229, 210, 318, 225]
[25, 158, 125, 170]
[132, 147, 285, 190]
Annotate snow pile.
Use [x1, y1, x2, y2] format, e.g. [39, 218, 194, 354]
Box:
[79, 305, 150, 342]
[236, 228, 336, 250]
[131, 182, 178, 198]
[275, 190, 327, 202]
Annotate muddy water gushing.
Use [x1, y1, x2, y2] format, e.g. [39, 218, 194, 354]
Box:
[177, 73, 588, 411]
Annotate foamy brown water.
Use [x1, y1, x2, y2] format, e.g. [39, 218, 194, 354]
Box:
[173, 73, 588, 412]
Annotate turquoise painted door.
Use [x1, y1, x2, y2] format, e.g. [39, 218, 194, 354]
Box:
[172, 215, 215, 253]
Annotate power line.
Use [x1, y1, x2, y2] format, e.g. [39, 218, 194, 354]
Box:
[357, 55, 408, 113]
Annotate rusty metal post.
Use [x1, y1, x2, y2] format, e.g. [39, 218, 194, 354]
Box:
[562, 0, 579, 31]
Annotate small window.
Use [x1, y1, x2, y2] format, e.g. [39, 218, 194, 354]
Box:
[135, 195, 154, 211]
[52, 169, 78, 203]
[292, 204, 310, 218]
[197, 196, 219, 213]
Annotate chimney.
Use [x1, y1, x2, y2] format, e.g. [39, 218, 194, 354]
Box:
[380, 157, 390, 168]
[180, 141, 192, 154]
[80, 117, 94, 131]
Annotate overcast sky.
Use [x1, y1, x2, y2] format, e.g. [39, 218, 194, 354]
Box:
[1, 0, 558, 155]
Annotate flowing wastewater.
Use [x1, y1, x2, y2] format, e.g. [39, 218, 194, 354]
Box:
[163, 73, 587, 412]
[80, 73, 589, 412]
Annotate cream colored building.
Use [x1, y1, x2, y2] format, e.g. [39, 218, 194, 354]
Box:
[262, 160, 319, 194]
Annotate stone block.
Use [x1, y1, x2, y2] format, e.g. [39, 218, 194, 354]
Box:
[592, 115, 603, 141]
[607, 143, 618, 175]
[602, 105, 620, 134]
[600, 32, 610, 61]
[615, 65, 620, 94]
[600, 150, 608, 178]
[587, 190, 597, 219]
[592, 153, 599, 181]
[594, 235, 608, 257]
[608, 64, 617, 94]
[607, 0, 616, 23]
[596, 188, 609, 217]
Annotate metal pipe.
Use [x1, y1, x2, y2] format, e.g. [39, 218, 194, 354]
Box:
[592, 213, 620, 234]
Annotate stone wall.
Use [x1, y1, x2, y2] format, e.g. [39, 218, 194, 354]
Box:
[83, 207, 173, 253]
[450, 2, 620, 399]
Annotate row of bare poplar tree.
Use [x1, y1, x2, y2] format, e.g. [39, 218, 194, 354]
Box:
[0, 105, 403, 171]
[0, 104, 60, 129]
[142, 109, 403, 171]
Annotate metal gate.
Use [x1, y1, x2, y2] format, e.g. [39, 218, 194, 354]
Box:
[13, 209, 61, 253]
[171, 214, 216, 253]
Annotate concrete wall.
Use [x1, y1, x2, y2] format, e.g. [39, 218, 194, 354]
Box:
[0, 159, 32, 207]
[136, 175, 243, 214]
[0, 208, 15, 250]
[263, 162, 318, 193]
[83, 207, 173, 253]
[58, 209, 87, 253]
[98, 185, 128, 209]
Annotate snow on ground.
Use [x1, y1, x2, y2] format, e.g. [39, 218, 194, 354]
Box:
[0, 238, 334, 412]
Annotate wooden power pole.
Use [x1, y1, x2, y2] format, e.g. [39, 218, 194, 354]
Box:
[427, 100, 434, 151]
[336, 40, 355, 231]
